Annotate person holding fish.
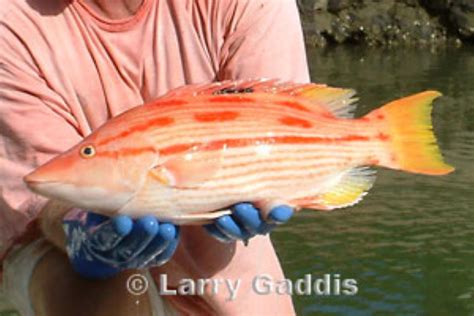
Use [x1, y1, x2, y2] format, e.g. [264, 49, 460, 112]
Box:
[0, 0, 310, 315]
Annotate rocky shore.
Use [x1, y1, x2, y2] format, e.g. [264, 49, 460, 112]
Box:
[299, 0, 474, 47]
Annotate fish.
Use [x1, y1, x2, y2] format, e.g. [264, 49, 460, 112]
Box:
[24, 79, 455, 223]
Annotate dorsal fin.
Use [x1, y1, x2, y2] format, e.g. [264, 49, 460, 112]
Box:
[160, 79, 358, 118]
[295, 85, 358, 118]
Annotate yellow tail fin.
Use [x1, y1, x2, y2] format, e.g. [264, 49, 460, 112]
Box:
[366, 91, 454, 175]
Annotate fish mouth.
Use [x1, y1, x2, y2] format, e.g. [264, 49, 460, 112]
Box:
[25, 174, 135, 212]
[23, 157, 72, 191]
[24, 172, 57, 187]
[23, 177, 63, 197]
[24, 178, 58, 186]
[24, 169, 73, 199]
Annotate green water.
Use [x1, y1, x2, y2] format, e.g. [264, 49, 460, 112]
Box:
[273, 46, 474, 315]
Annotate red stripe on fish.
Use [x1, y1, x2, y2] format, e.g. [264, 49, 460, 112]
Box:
[158, 135, 370, 156]
[194, 111, 240, 122]
[160, 144, 195, 156]
[275, 100, 311, 113]
[208, 96, 255, 103]
[217, 162, 345, 181]
[97, 146, 156, 158]
[376, 133, 390, 141]
[151, 99, 188, 107]
[279, 116, 313, 128]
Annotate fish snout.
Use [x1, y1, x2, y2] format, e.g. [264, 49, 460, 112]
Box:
[23, 167, 57, 193]
[23, 157, 71, 193]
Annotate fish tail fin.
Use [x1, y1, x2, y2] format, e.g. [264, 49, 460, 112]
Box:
[365, 91, 454, 175]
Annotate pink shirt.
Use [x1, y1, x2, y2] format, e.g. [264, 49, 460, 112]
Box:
[0, 0, 308, 257]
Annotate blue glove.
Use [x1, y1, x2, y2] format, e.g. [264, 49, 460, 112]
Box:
[204, 203, 294, 243]
[63, 210, 180, 279]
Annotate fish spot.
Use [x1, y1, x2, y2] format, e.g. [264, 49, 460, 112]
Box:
[376, 133, 390, 141]
[321, 112, 336, 119]
[96, 117, 174, 146]
[194, 111, 240, 122]
[376, 114, 385, 120]
[279, 116, 313, 128]
[368, 156, 380, 165]
[275, 100, 311, 112]
[153, 99, 188, 106]
[150, 116, 175, 127]
[160, 143, 194, 156]
[208, 96, 254, 103]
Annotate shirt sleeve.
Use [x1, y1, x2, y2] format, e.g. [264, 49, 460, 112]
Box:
[0, 24, 82, 257]
[218, 0, 310, 83]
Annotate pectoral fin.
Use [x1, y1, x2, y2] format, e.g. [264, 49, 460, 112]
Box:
[149, 144, 223, 189]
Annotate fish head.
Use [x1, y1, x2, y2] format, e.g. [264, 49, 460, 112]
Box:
[24, 131, 158, 211]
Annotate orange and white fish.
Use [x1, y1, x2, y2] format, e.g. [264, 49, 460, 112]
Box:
[24, 79, 454, 223]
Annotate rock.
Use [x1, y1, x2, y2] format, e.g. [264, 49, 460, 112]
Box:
[327, 0, 352, 13]
[402, 0, 419, 7]
[420, 0, 451, 12]
[298, 0, 473, 46]
[298, 0, 328, 12]
[451, 6, 474, 38]
[457, 0, 474, 11]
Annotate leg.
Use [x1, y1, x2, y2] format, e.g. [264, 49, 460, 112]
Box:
[29, 246, 153, 316]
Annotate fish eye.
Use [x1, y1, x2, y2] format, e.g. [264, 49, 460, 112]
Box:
[80, 145, 96, 158]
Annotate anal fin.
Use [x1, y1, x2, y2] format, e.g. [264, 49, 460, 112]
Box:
[170, 209, 232, 225]
[292, 167, 376, 211]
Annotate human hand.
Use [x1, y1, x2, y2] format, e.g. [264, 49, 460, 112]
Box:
[204, 203, 294, 243]
[63, 209, 180, 279]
